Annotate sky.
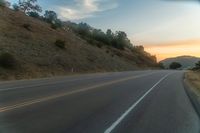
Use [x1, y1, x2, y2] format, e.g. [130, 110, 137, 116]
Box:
[8, 0, 200, 61]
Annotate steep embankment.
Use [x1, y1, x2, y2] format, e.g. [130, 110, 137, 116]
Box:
[0, 7, 156, 80]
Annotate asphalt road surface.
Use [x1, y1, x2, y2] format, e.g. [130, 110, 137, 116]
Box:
[0, 70, 199, 133]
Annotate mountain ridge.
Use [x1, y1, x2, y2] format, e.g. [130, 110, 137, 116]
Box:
[160, 56, 200, 69]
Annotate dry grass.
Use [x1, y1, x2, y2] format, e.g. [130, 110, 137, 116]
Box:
[0, 7, 156, 80]
[185, 71, 200, 96]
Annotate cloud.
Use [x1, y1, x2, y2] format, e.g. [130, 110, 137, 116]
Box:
[57, 0, 118, 20]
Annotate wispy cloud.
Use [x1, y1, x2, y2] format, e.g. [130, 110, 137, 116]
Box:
[57, 0, 118, 20]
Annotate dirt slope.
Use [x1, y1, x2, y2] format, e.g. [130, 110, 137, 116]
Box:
[0, 7, 156, 80]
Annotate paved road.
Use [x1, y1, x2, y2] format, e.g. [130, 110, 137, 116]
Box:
[0, 70, 199, 133]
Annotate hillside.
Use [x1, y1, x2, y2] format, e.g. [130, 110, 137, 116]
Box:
[160, 56, 200, 69]
[0, 7, 157, 80]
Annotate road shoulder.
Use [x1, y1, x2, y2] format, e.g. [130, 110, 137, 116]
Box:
[184, 71, 200, 116]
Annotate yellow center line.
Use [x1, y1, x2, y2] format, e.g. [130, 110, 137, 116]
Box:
[0, 72, 157, 113]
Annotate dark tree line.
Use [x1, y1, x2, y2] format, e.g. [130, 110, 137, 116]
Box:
[9, 0, 149, 51]
[65, 22, 134, 50]
[12, 0, 62, 29]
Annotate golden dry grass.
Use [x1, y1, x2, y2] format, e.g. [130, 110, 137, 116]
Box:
[185, 71, 200, 96]
[0, 7, 156, 80]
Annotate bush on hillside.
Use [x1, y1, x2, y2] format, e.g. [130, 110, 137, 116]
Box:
[22, 23, 31, 31]
[0, 52, 17, 69]
[51, 23, 57, 29]
[55, 40, 66, 49]
[51, 22, 62, 30]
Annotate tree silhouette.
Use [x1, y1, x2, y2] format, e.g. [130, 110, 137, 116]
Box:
[44, 10, 57, 23]
[195, 61, 200, 69]
[169, 62, 182, 69]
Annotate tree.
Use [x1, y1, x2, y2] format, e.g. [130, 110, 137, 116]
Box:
[13, 3, 19, 11]
[44, 10, 63, 29]
[44, 10, 57, 23]
[18, 0, 42, 13]
[77, 22, 91, 37]
[132, 46, 144, 52]
[195, 61, 200, 69]
[111, 31, 132, 50]
[54, 18, 62, 28]
[106, 29, 113, 37]
[169, 62, 182, 69]
[92, 29, 109, 44]
[27, 11, 40, 18]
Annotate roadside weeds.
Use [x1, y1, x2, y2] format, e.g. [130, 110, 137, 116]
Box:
[184, 71, 200, 117]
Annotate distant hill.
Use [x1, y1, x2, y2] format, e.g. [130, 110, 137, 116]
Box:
[0, 7, 157, 80]
[160, 56, 200, 69]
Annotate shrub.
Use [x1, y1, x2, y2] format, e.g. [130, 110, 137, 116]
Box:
[96, 43, 103, 48]
[55, 40, 65, 49]
[51, 23, 58, 29]
[0, 52, 17, 69]
[23, 23, 31, 31]
[169, 62, 182, 69]
[51, 20, 62, 30]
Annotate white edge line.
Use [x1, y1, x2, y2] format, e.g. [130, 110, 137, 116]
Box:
[104, 73, 171, 133]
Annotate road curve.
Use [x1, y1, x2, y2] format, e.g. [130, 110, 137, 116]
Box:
[0, 70, 199, 133]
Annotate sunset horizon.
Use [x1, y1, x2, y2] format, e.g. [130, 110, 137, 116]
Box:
[144, 39, 200, 61]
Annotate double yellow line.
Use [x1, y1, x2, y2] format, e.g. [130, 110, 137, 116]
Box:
[0, 72, 156, 113]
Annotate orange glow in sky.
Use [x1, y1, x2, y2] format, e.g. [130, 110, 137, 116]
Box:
[144, 39, 200, 61]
